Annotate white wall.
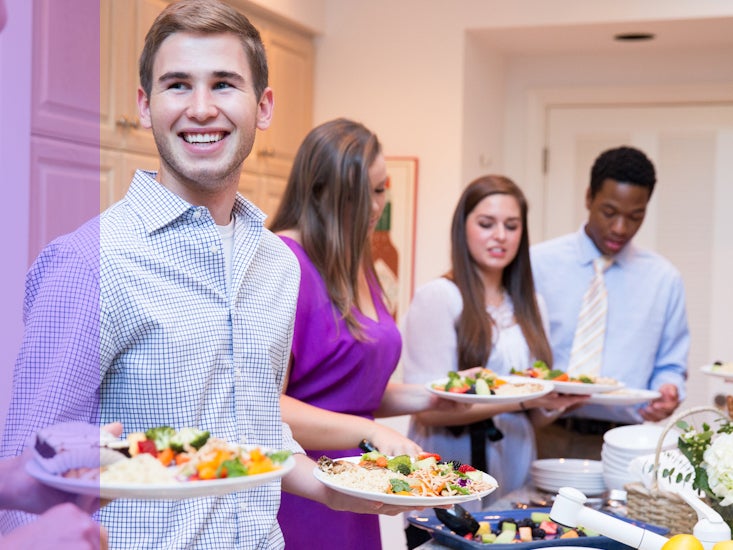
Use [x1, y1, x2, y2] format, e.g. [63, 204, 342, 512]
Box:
[312, 0, 733, 288]
[502, 46, 733, 241]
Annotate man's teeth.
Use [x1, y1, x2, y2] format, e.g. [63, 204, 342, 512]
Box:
[183, 133, 223, 144]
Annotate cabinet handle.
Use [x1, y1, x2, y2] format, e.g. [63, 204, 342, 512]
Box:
[116, 116, 140, 129]
[258, 147, 276, 158]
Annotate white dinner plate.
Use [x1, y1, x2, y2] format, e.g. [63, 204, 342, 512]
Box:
[587, 388, 661, 406]
[426, 375, 553, 405]
[312, 456, 498, 506]
[603, 424, 678, 452]
[531, 458, 603, 474]
[701, 363, 733, 381]
[26, 451, 295, 500]
[551, 379, 623, 395]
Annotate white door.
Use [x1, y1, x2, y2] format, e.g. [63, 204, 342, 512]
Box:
[543, 104, 733, 410]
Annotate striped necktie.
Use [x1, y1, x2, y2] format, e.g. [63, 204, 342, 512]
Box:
[567, 256, 613, 377]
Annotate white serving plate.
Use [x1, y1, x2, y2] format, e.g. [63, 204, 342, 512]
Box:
[701, 363, 733, 381]
[551, 380, 623, 395]
[313, 456, 498, 506]
[587, 388, 661, 406]
[603, 424, 677, 452]
[531, 458, 603, 474]
[27, 450, 295, 500]
[426, 375, 553, 405]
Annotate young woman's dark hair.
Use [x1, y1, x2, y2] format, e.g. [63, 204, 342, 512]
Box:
[448, 175, 552, 370]
[270, 118, 382, 336]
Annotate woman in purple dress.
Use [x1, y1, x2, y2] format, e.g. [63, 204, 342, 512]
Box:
[270, 119, 442, 549]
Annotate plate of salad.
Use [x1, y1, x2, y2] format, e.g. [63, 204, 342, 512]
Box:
[313, 451, 498, 506]
[701, 361, 733, 381]
[426, 369, 554, 404]
[510, 362, 623, 395]
[28, 425, 295, 500]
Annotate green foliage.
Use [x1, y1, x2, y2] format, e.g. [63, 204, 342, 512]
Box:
[660, 417, 732, 501]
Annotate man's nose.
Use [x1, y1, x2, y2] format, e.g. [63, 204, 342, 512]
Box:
[187, 87, 218, 120]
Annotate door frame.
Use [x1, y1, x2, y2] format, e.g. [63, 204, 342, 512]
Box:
[522, 82, 733, 243]
[522, 83, 733, 409]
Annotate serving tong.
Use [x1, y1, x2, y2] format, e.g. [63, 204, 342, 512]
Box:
[358, 440, 481, 536]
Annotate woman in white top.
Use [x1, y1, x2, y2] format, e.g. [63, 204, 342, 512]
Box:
[403, 176, 586, 513]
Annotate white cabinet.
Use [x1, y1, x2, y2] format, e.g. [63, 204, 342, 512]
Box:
[100, 0, 167, 155]
[239, 15, 314, 219]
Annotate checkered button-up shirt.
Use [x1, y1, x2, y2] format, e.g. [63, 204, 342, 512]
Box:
[1, 170, 302, 548]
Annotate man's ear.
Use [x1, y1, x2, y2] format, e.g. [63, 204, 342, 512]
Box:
[256, 87, 274, 131]
[585, 186, 593, 210]
[137, 87, 152, 129]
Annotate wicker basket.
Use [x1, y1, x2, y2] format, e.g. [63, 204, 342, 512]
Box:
[624, 406, 729, 536]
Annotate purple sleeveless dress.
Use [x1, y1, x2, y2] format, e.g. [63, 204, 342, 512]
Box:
[277, 237, 402, 550]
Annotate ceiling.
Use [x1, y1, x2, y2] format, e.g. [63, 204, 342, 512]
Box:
[470, 17, 733, 56]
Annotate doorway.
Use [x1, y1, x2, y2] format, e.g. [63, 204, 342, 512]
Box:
[542, 103, 733, 410]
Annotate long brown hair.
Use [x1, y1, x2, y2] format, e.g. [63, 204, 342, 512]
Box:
[270, 118, 382, 337]
[449, 175, 552, 370]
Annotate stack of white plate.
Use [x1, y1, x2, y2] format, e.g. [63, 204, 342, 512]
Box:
[530, 458, 605, 496]
[601, 424, 678, 490]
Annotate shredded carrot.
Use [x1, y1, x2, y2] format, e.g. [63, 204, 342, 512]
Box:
[157, 447, 175, 467]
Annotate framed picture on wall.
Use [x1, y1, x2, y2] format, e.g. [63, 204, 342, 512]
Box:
[372, 157, 418, 323]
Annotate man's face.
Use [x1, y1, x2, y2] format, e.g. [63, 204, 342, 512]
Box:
[138, 32, 272, 195]
[584, 178, 651, 256]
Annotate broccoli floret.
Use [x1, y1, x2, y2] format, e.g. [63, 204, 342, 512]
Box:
[389, 479, 412, 493]
[387, 455, 413, 475]
[145, 426, 176, 451]
[267, 450, 293, 464]
[169, 427, 210, 452]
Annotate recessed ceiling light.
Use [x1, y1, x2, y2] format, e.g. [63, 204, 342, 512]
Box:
[614, 32, 656, 42]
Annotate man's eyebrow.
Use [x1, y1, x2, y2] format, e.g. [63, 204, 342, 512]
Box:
[158, 71, 189, 83]
[212, 70, 245, 83]
[157, 71, 245, 83]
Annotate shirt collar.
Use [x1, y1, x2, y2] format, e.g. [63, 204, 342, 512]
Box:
[126, 170, 266, 233]
[575, 225, 636, 268]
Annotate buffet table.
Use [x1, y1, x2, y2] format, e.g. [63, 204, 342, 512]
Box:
[413, 486, 553, 549]
[413, 485, 613, 549]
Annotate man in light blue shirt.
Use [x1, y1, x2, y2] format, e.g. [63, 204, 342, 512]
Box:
[531, 146, 689, 459]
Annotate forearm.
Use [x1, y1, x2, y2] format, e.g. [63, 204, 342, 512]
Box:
[374, 383, 433, 417]
[281, 395, 376, 450]
[413, 401, 522, 427]
[282, 454, 425, 517]
[0, 457, 21, 510]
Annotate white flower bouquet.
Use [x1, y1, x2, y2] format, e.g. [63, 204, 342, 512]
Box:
[662, 414, 733, 521]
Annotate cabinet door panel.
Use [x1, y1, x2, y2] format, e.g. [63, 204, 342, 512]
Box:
[29, 137, 101, 258]
[31, 0, 100, 146]
[260, 28, 314, 163]
[99, 150, 159, 211]
[118, 0, 167, 154]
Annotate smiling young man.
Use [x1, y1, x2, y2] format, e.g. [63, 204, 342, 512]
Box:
[0, 1, 416, 547]
[530, 146, 689, 459]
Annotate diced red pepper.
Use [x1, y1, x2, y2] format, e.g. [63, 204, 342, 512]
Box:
[458, 464, 476, 473]
[137, 439, 158, 457]
[417, 452, 442, 461]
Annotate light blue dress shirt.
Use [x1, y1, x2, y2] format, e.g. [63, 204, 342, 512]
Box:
[531, 228, 689, 423]
[1, 171, 302, 548]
